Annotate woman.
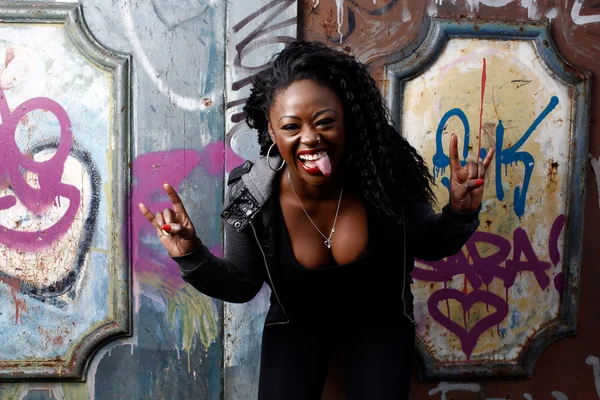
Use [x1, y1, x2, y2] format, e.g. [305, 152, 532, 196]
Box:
[139, 41, 494, 399]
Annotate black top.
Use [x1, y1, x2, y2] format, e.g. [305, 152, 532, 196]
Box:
[174, 156, 480, 326]
[275, 200, 397, 325]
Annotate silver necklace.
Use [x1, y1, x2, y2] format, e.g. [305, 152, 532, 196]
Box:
[287, 169, 344, 249]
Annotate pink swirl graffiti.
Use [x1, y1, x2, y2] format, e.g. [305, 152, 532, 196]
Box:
[0, 87, 80, 251]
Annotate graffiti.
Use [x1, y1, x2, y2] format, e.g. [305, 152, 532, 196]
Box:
[524, 393, 568, 400]
[0, 84, 100, 298]
[571, 0, 600, 25]
[428, 381, 569, 399]
[119, 0, 214, 111]
[591, 155, 600, 211]
[427, 288, 509, 359]
[494, 96, 559, 218]
[432, 57, 559, 218]
[330, 0, 400, 43]
[151, 0, 209, 30]
[426, 0, 564, 22]
[225, 0, 296, 153]
[2, 142, 99, 299]
[428, 381, 482, 400]
[0, 87, 77, 250]
[428, 0, 600, 25]
[586, 355, 600, 398]
[414, 214, 564, 358]
[130, 143, 241, 351]
[131, 149, 203, 286]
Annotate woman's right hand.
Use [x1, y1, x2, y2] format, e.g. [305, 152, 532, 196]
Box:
[138, 182, 202, 258]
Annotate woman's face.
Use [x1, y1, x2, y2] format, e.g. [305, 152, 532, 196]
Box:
[268, 79, 346, 187]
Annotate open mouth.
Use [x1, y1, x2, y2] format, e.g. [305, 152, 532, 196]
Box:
[298, 151, 331, 176]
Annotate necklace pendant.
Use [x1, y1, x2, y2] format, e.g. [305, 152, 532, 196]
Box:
[324, 238, 332, 249]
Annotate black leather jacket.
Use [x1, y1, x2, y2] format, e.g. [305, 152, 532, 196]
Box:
[173, 155, 480, 326]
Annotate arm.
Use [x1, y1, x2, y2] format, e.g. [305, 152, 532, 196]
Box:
[172, 221, 265, 303]
[410, 202, 480, 261]
[138, 181, 265, 304]
[412, 133, 494, 260]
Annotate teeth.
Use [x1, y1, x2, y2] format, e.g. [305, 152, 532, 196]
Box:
[299, 151, 325, 161]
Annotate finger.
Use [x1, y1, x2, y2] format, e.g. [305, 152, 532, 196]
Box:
[138, 203, 160, 230]
[467, 161, 478, 180]
[163, 208, 176, 224]
[483, 147, 495, 168]
[449, 133, 461, 172]
[477, 161, 486, 179]
[155, 211, 173, 237]
[155, 211, 165, 227]
[164, 183, 187, 215]
[161, 223, 184, 235]
[466, 179, 485, 189]
[453, 178, 485, 203]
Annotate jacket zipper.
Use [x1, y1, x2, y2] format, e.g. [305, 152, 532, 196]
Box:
[249, 222, 290, 326]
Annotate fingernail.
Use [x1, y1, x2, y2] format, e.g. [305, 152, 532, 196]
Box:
[475, 179, 485, 186]
[162, 224, 172, 232]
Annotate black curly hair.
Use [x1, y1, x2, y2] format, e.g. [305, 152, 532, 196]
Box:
[243, 40, 435, 230]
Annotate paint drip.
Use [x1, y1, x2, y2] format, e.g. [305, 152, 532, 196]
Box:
[335, 0, 344, 42]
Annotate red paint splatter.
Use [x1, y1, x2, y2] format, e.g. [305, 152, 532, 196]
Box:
[478, 58, 487, 159]
[2, 277, 27, 324]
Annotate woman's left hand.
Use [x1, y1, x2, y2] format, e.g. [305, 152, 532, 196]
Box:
[448, 133, 495, 213]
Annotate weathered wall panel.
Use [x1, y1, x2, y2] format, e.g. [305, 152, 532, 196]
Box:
[223, 1, 297, 399]
[0, 0, 226, 398]
[388, 20, 589, 379]
[0, 3, 130, 381]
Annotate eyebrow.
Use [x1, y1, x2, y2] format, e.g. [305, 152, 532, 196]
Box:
[278, 108, 337, 122]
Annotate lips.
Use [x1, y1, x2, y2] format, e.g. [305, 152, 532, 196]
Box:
[299, 161, 322, 175]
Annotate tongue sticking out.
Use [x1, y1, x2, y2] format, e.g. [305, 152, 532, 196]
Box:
[304, 153, 332, 176]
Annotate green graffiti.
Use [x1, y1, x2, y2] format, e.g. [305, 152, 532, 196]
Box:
[166, 283, 219, 352]
[59, 382, 89, 400]
[0, 384, 23, 400]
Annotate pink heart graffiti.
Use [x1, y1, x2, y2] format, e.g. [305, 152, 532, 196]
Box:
[428, 288, 509, 359]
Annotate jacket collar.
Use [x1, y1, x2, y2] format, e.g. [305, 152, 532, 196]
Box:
[240, 154, 281, 207]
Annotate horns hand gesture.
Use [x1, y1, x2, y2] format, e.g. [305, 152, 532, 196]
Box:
[449, 133, 495, 213]
[138, 183, 201, 257]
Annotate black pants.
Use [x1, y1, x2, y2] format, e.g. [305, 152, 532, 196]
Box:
[257, 320, 415, 400]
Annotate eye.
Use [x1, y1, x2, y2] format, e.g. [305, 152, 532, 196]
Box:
[282, 124, 300, 131]
[316, 118, 335, 127]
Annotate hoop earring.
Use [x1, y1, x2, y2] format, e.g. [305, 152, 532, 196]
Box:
[267, 143, 285, 171]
